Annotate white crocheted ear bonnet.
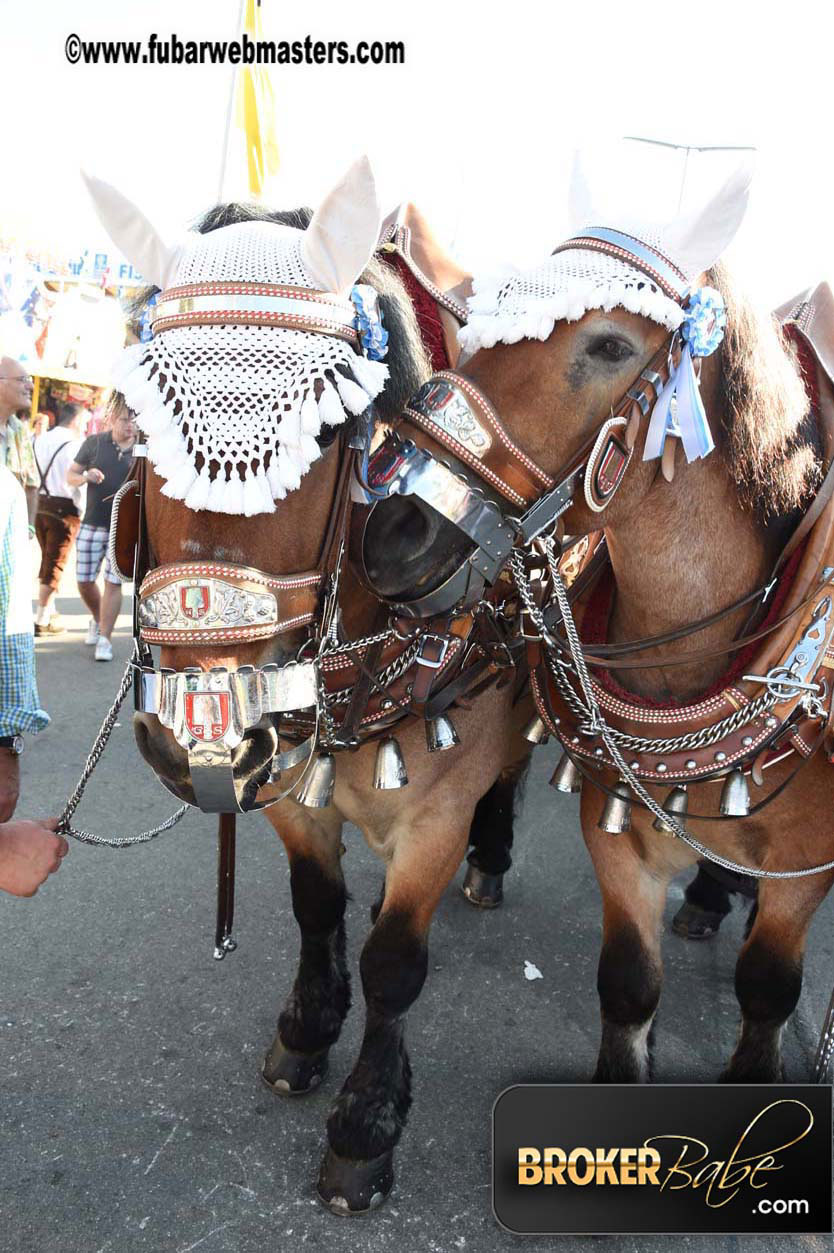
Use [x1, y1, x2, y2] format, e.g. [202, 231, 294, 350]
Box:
[459, 146, 754, 355]
[83, 159, 388, 515]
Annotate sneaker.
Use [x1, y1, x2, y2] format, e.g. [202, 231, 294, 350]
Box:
[94, 636, 113, 662]
[84, 619, 100, 645]
[35, 615, 65, 637]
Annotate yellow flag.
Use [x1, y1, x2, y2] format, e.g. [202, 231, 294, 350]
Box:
[233, 0, 279, 197]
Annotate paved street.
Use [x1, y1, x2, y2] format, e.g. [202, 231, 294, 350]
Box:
[2, 556, 833, 1253]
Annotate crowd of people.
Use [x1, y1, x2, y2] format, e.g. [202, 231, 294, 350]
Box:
[0, 342, 137, 897]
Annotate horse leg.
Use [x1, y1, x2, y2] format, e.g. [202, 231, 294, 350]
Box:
[261, 807, 350, 1096]
[318, 817, 469, 1214]
[463, 759, 529, 909]
[672, 862, 757, 940]
[723, 872, 834, 1082]
[584, 822, 672, 1082]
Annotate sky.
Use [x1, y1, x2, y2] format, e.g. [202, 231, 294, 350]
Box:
[1, 0, 832, 309]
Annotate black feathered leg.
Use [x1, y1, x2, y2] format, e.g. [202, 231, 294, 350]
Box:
[318, 907, 428, 1214]
[262, 855, 350, 1096]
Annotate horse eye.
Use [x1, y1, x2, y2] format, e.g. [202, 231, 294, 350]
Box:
[588, 336, 633, 364]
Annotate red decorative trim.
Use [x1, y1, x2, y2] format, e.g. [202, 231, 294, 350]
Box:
[159, 282, 349, 309]
[140, 613, 313, 645]
[435, 372, 555, 489]
[552, 237, 683, 304]
[140, 562, 321, 597]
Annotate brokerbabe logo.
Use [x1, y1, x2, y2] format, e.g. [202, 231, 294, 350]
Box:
[492, 1085, 832, 1234]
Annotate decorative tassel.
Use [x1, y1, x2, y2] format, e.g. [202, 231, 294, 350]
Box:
[148, 426, 182, 466]
[300, 394, 321, 435]
[335, 373, 372, 415]
[276, 446, 301, 491]
[349, 353, 388, 395]
[223, 475, 245, 515]
[283, 442, 309, 473]
[125, 375, 165, 415]
[206, 476, 230, 512]
[136, 400, 170, 435]
[184, 472, 212, 511]
[112, 343, 144, 382]
[160, 461, 197, 500]
[317, 380, 347, 427]
[298, 433, 321, 464]
[276, 410, 302, 445]
[242, 473, 274, 516]
[265, 459, 287, 500]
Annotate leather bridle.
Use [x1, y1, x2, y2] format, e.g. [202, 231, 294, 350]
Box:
[113, 279, 367, 815]
[356, 332, 686, 617]
[118, 435, 354, 815]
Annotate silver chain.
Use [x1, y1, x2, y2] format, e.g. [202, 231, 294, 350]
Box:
[57, 660, 188, 848]
[325, 627, 394, 656]
[329, 638, 423, 704]
[548, 652, 776, 754]
[514, 540, 834, 882]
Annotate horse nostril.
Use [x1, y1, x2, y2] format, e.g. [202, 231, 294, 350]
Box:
[232, 725, 278, 774]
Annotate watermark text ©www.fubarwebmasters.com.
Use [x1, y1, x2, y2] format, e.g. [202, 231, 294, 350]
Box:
[64, 31, 405, 68]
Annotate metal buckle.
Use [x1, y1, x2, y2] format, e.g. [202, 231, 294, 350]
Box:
[625, 387, 650, 417]
[514, 474, 576, 543]
[743, 595, 834, 705]
[742, 669, 822, 702]
[415, 634, 450, 670]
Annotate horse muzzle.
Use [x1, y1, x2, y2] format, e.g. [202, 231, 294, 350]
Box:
[134, 662, 318, 812]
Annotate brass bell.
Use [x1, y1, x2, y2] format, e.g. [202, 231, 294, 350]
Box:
[597, 780, 632, 834]
[295, 752, 335, 808]
[653, 785, 688, 833]
[373, 737, 409, 790]
[522, 714, 550, 745]
[550, 751, 582, 793]
[425, 713, 460, 753]
[719, 768, 750, 817]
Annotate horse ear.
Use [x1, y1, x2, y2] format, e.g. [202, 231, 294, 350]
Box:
[81, 170, 181, 289]
[662, 158, 755, 278]
[301, 156, 381, 295]
[567, 149, 597, 231]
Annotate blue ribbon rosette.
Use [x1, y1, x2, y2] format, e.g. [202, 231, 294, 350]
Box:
[351, 284, 389, 362]
[643, 286, 727, 464]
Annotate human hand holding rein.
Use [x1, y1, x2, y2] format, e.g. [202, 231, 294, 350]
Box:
[0, 817, 69, 897]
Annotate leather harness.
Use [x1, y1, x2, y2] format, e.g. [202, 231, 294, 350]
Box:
[113, 219, 834, 830]
[110, 251, 524, 812]
[356, 279, 834, 822]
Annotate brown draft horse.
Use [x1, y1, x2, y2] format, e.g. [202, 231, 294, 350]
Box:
[449, 261, 834, 1083]
[126, 194, 531, 1210]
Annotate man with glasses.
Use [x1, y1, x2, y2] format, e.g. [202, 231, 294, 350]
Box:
[0, 354, 38, 528]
